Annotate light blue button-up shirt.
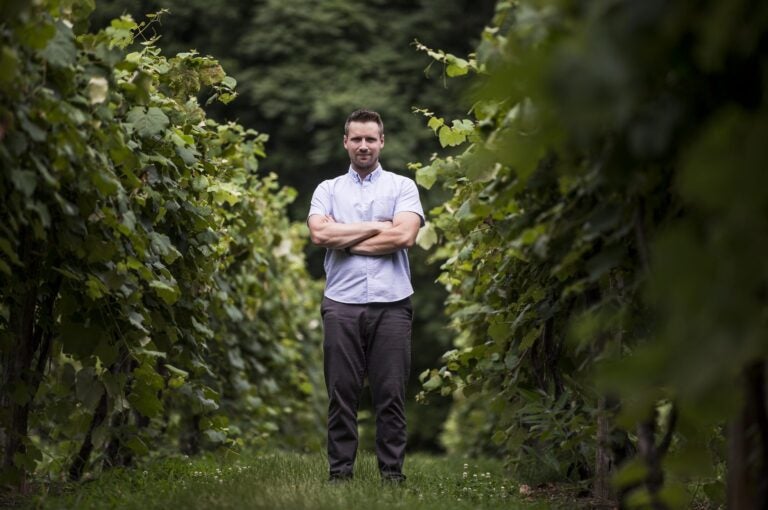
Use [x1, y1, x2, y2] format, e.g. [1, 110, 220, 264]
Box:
[308, 165, 425, 304]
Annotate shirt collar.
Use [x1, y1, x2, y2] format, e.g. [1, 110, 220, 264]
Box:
[348, 165, 382, 183]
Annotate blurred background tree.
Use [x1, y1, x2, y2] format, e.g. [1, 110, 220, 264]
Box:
[89, 0, 497, 452]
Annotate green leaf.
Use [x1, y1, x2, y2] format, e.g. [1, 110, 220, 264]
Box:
[19, 115, 46, 142]
[446, 55, 470, 77]
[90, 169, 120, 196]
[75, 367, 105, 410]
[125, 436, 149, 456]
[193, 389, 219, 413]
[95, 340, 119, 366]
[504, 350, 518, 370]
[492, 430, 507, 445]
[164, 364, 188, 378]
[438, 125, 466, 147]
[427, 116, 444, 133]
[455, 199, 473, 221]
[415, 165, 437, 190]
[10, 170, 37, 197]
[149, 232, 182, 264]
[451, 119, 475, 134]
[168, 376, 185, 389]
[175, 145, 199, 165]
[488, 321, 508, 343]
[203, 429, 226, 443]
[137, 348, 166, 359]
[71, 0, 96, 20]
[60, 322, 104, 357]
[519, 327, 540, 351]
[150, 279, 180, 305]
[86, 274, 108, 299]
[16, 21, 55, 50]
[227, 349, 245, 370]
[0, 47, 19, 92]
[39, 21, 77, 68]
[299, 381, 313, 395]
[29, 202, 50, 228]
[416, 222, 438, 250]
[518, 224, 546, 245]
[128, 363, 164, 418]
[217, 92, 237, 105]
[423, 374, 442, 391]
[192, 175, 209, 191]
[191, 316, 214, 338]
[105, 16, 137, 49]
[119, 210, 136, 234]
[207, 182, 242, 205]
[221, 76, 237, 89]
[127, 107, 170, 138]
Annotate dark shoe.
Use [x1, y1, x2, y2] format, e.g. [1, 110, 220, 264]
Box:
[327, 473, 353, 484]
[381, 473, 406, 485]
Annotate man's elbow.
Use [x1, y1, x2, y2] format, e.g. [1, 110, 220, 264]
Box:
[400, 232, 417, 249]
[309, 230, 329, 247]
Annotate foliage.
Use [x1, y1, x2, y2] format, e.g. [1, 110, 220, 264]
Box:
[88, 0, 498, 219]
[417, 0, 768, 507]
[0, 0, 322, 486]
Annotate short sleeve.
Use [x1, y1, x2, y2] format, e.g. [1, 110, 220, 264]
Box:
[308, 181, 331, 220]
[394, 178, 425, 227]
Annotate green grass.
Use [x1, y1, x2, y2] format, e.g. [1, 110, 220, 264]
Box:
[20, 450, 564, 510]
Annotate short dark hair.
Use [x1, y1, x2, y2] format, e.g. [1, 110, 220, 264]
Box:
[344, 109, 384, 136]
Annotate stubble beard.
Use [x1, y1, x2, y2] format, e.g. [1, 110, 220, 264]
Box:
[353, 154, 377, 173]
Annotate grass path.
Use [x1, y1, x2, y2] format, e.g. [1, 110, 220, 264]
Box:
[20, 450, 569, 510]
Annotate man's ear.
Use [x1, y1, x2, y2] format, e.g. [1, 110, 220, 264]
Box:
[380, 134, 385, 145]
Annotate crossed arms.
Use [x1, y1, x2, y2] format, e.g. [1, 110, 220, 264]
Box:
[308, 212, 422, 255]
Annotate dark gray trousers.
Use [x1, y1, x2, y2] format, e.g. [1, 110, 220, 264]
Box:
[321, 296, 412, 479]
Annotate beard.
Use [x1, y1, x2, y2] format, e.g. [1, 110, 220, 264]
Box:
[353, 153, 377, 171]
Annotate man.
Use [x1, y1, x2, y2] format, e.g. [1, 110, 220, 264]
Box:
[307, 109, 424, 483]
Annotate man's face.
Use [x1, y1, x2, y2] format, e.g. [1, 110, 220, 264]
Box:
[344, 121, 384, 173]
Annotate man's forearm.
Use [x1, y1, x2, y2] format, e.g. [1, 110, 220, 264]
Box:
[349, 227, 415, 255]
[309, 217, 391, 249]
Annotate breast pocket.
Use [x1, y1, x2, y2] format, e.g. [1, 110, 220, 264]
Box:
[372, 196, 396, 221]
